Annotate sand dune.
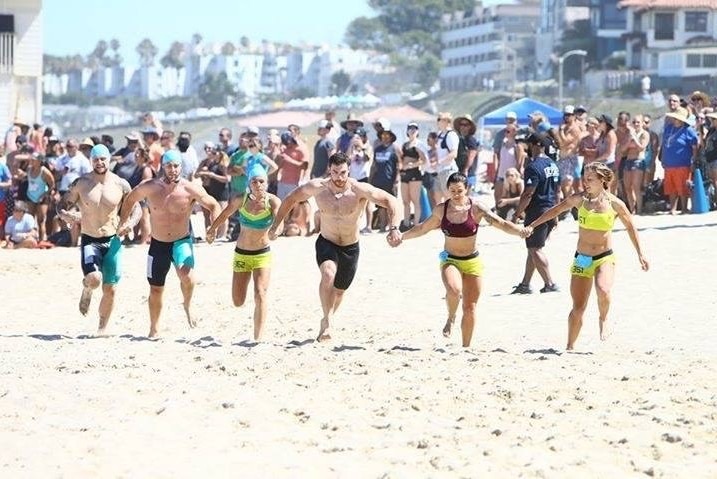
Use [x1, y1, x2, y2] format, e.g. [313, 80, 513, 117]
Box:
[1, 211, 716, 477]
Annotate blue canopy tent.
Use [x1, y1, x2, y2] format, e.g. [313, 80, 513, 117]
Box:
[480, 98, 563, 127]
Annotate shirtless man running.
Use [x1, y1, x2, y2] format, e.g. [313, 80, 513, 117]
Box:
[268, 152, 401, 342]
[57, 144, 140, 335]
[118, 150, 221, 338]
[557, 105, 584, 200]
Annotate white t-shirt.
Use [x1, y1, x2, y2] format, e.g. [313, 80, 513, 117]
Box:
[5, 213, 36, 242]
[436, 129, 459, 171]
[58, 153, 91, 191]
[180, 146, 199, 180]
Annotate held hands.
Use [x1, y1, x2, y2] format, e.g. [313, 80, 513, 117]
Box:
[386, 229, 402, 247]
[268, 226, 279, 241]
[519, 226, 533, 238]
[205, 227, 216, 244]
[59, 209, 81, 225]
[117, 223, 132, 238]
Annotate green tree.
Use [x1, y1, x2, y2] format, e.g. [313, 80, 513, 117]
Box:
[136, 38, 158, 67]
[199, 72, 237, 107]
[344, 0, 475, 88]
[331, 70, 352, 95]
[160, 41, 185, 69]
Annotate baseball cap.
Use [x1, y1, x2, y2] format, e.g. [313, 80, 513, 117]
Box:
[280, 131, 296, 145]
[563, 105, 575, 115]
[125, 132, 141, 141]
[407, 122, 419, 130]
[80, 137, 95, 147]
[318, 119, 333, 129]
[505, 111, 517, 120]
[90, 144, 110, 159]
[161, 149, 182, 165]
[575, 105, 587, 114]
[245, 126, 260, 136]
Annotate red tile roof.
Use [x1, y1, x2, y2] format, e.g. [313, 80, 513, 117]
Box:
[619, 0, 717, 10]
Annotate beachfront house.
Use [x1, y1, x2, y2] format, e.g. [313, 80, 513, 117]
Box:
[619, 0, 717, 89]
[0, 0, 42, 131]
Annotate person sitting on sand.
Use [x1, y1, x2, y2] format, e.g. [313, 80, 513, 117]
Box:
[524, 162, 649, 350]
[118, 150, 221, 338]
[268, 152, 401, 342]
[4, 201, 38, 249]
[206, 165, 280, 342]
[394, 172, 530, 347]
[495, 167, 523, 221]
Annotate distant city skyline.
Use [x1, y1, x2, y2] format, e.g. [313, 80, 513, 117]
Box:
[43, 0, 373, 63]
[43, 0, 511, 64]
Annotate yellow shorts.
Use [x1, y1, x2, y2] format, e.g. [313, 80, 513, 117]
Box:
[233, 247, 272, 273]
[440, 251, 484, 277]
[570, 250, 615, 278]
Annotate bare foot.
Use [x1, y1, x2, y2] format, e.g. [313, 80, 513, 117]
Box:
[316, 318, 332, 342]
[78, 287, 93, 316]
[442, 317, 455, 338]
[148, 328, 159, 338]
[184, 303, 197, 329]
[95, 328, 110, 338]
[599, 318, 614, 341]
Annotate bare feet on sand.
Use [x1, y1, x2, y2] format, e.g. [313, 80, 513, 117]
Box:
[184, 304, 197, 329]
[600, 318, 614, 341]
[94, 328, 110, 338]
[78, 287, 92, 316]
[442, 316, 455, 338]
[316, 318, 332, 342]
[148, 328, 159, 338]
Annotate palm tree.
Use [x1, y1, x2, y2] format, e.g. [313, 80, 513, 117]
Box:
[160, 41, 185, 69]
[136, 38, 158, 67]
[109, 38, 122, 67]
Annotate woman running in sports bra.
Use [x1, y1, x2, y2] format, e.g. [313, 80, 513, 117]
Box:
[206, 165, 281, 341]
[525, 162, 649, 350]
[396, 172, 530, 347]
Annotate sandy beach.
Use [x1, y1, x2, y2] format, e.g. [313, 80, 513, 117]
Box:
[1, 210, 716, 478]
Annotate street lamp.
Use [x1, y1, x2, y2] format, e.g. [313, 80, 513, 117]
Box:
[558, 49, 587, 108]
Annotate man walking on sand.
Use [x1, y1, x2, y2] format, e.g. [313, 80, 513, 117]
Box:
[118, 150, 221, 338]
[57, 144, 140, 335]
[268, 152, 402, 342]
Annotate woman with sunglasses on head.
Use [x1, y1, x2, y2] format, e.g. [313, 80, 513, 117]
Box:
[524, 162, 649, 350]
[206, 164, 281, 342]
[394, 172, 530, 347]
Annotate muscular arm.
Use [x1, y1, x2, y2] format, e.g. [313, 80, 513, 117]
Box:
[56, 178, 82, 223]
[268, 181, 321, 238]
[207, 195, 242, 239]
[527, 194, 581, 229]
[475, 202, 526, 236]
[118, 181, 151, 228]
[357, 182, 402, 229]
[190, 183, 221, 222]
[401, 204, 442, 241]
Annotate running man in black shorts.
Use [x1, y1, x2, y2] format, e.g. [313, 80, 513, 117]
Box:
[268, 152, 401, 342]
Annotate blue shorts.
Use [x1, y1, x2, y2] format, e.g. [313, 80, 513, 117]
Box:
[81, 234, 122, 284]
[146, 235, 195, 286]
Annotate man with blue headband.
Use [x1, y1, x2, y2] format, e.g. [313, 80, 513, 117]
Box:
[119, 149, 222, 338]
[57, 144, 140, 335]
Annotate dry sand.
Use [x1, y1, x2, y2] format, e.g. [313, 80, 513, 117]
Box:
[1, 210, 716, 478]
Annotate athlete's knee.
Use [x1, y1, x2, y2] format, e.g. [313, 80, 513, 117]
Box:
[595, 284, 611, 301]
[462, 300, 477, 315]
[84, 272, 102, 289]
[149, 285, 164, 296]
[177, 267, 194, 283]
[253, 285, 268, 304]
[333, 287, 345, 299]
[233, 293, 246, 307]
[445, 283, 462, 298]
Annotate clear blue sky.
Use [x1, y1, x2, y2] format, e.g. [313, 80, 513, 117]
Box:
[43, 0, 373, 63]
[44, 0, 509, 64]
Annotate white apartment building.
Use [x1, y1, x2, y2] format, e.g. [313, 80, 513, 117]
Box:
[440, 0, 540, 92]
[0, 0, 42, 130]
[620, 0, 717, 79]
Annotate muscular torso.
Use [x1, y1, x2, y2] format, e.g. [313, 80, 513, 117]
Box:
[145, 179, 196, 241]
[315, 180, 366, 246]
[77, 174, 127, 237]
[559, 123, 581, 157]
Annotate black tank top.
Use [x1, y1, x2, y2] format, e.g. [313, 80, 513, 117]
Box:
[402, 142, 420, 160]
